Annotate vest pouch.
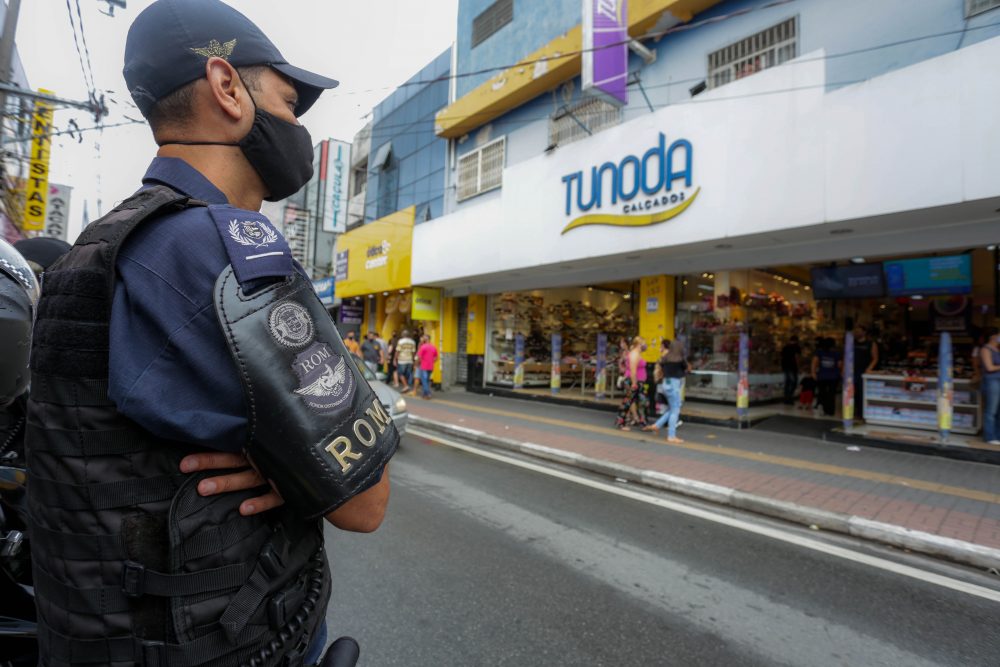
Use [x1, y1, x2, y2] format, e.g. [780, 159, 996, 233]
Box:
[167, 470, 275, 644]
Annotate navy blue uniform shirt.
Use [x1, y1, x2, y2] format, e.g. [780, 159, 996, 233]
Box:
[109, 157, 294, 452]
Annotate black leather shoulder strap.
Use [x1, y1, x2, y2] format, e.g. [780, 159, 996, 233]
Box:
[214, 267, 397, 519]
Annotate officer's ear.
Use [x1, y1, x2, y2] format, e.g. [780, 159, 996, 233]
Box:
[204, 57, 250, 125]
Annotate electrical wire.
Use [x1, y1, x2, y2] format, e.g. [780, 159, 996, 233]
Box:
[65, 0, 96, 96]
[73, 0, 98, 98]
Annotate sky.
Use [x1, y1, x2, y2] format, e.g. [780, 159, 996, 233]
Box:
[14, 0, 459, 241]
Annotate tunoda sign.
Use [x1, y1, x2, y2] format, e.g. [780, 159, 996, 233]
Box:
[560, 132, 700, 234]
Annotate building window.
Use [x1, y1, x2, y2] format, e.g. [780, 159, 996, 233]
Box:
[966, 0, 1000, 16]
[352, 167, 367, 196]
[548, 98, 622, 148]
[707, 17, 798, 89]
[456, 136, 505, 202]
[472, 0, 513, 48]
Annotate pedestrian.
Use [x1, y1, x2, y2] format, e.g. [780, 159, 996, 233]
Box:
[852, 325, 879, 419]
[644, 339, 688, 443]
[24, 2, 396, 664]
[798, 375, 817, 410]
[396, 329, 417, 392]
[361, 331, 382, 374]
[615, 336, 649, 430]
[812, 337, 842, 416]
[387, 331, 400, 387]
[780, 335, 802, 405]
[979, 327, 1000, 445]
[616, 336, 629, 390]
[416, 334, 439, 399]
[344, 330, 361, 356]
[376, 331, 389, 373]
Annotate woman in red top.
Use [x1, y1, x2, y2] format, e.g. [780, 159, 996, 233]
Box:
[415, 335, 439, 399]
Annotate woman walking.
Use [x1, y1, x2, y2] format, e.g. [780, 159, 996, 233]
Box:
[980, 328, 1000, 445]
[645, 339, 689, 443]
[615, 336, 649, 431]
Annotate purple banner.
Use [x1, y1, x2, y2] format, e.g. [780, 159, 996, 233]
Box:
[582, 0, 629, 106]
[595, 333, 608, 399]
[551, 333, 562, 394]
[514, 333, 525, 389]
[737, 333, 749, 419]
[938, 332, 953, 439]
[842, 332, 855, 429]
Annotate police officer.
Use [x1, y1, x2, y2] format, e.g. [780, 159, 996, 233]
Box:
[25, 2, 397, 666]
[0, 240, 38, 462]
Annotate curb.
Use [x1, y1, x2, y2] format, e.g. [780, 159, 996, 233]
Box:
[409, 415, 1000, 571]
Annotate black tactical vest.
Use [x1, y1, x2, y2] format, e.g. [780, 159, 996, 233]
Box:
[26, 186, 329, 667]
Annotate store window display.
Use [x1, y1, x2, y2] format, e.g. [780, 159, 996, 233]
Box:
[676, 269, 820, 404]
[485, 285, 637, 392]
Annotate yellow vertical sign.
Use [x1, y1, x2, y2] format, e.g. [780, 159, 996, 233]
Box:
[24, 89, 55, 231]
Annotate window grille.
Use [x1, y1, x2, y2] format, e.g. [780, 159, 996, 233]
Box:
[966, 0, 1000, 16]
[548, 98, 622, 147]
[282, 206, 309, 266]
[456, 136, 505, 202]
[472, 0, 513, 48]
[707, 17, 798, 89]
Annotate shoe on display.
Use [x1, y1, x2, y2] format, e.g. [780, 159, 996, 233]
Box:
[989, 440, 1000, 445]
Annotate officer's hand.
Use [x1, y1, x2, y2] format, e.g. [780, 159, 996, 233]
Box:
[179, 452, 285, 516]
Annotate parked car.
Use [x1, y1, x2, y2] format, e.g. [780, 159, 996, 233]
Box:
[353, 355, 408, 436]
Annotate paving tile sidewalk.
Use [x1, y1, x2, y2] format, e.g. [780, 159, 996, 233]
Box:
[405, 390, 1000, 568]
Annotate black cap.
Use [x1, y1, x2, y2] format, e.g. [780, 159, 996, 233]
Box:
[123, 0, 338, 117]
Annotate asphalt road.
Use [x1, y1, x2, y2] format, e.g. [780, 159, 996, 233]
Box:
[322, 434, 1000, 667]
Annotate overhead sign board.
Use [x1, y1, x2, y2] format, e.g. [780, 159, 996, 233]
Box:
[582, 0, 629, 106]
[24, 89, 55, 231]
[323, 139, 350, 233]
[42, 183, 71, 241]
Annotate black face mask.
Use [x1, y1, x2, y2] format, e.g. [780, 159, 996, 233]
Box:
[159, 88, 314, 202]
[238, 106, 315, 202]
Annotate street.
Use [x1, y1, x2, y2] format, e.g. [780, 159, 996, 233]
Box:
[324, 434, 1000, 667]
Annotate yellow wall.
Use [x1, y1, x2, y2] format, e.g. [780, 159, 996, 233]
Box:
[466, 294, 487, 355]
[335, 206, 414, 298]
[435, 0, 723, 138]
[639, 275, 676, 362]
[441, 297, 459, 355]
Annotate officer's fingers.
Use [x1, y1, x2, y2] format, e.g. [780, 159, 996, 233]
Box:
[240, 491, 284, 516]
[197, 469, 266, 496]
[180, 452, 248, 473]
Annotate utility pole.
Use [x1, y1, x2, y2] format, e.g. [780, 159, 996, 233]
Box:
[0, 0, 23, 145]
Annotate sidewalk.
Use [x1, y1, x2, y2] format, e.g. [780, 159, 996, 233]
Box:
[406, 390, 1000, 571]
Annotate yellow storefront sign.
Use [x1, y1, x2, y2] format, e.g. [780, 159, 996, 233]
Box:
[411, 286, 441, 321]
[334, 206, 414, 298]
[24, 89, 55, 231]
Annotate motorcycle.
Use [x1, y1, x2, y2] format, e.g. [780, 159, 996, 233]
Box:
[0, 463, 36, 667]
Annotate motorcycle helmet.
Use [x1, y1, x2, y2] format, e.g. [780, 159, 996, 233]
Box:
[0, 239, 38, 408]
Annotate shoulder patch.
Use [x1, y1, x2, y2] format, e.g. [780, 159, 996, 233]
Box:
[208, 205, 294, 285]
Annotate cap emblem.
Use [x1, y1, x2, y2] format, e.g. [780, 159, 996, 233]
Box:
[190, 38, 237, 60]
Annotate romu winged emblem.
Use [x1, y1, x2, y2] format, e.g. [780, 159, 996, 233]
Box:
[294, 357, 349, 399]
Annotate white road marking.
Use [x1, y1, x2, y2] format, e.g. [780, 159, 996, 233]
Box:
[409, 427, 1000, 604]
